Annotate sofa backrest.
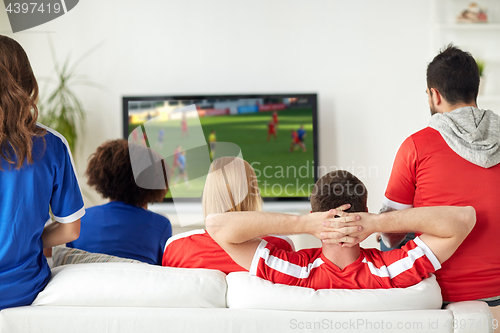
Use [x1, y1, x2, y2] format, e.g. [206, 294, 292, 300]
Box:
[32, 263, 227, 308]
[32, 263, 442, 311]
[226, 272, 443, 311]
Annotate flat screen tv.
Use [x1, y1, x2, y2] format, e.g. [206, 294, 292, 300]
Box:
[123, 94, 318, 202]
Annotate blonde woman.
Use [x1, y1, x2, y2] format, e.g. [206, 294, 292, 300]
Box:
[162, 157, 294, 274]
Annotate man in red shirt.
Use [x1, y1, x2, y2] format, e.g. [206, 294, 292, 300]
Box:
[207, 170, 475, 290]
[380, 44, 500, 321]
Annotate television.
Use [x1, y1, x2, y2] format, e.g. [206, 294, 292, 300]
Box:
[123, 94, 318, 203]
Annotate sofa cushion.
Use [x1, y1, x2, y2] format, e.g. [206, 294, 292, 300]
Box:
[52, 246, 143, 266]
[226, 272, 442, 311]
[32, 263, 227, 308]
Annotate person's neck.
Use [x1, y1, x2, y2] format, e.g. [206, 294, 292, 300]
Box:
[440, 101, 477, 113]
[109, 199, 148, 210]
[321, 243, 361, 270]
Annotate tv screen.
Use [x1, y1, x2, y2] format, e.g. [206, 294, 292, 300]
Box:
[123, 94, 318, 202]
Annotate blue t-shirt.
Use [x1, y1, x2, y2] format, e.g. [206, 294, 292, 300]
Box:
[178, 154, 186, 169]
[297, 128, 306, 140]
[67, 201, 172, 265]
[0, 124, 85, 310]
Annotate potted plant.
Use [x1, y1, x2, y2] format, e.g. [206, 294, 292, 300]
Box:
[38, 40, 103, 157]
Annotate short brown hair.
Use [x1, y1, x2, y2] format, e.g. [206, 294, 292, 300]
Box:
[86, 139, 167, 207]
[427, 44, 479, 105]
[310, 170, 367, 213]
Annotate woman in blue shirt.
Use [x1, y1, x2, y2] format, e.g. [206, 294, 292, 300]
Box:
[67, 139, 172, 265]
[0, 35, 84, 310]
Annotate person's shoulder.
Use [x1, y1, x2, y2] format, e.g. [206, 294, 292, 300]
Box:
[263, 235, 295, 251]
[409, 127, 441, 142]
[36, 123, 70, 149]
[164, 229, 207, 248]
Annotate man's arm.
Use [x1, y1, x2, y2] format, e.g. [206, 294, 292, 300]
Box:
[325, 206, 476, 264]
[206, 205, 358, 270]
[378, 204, 408, 248]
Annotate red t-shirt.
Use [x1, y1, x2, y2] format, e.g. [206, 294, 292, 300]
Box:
[250, 237, 439, 289]
[273, 113, 278, 124]
[162, 229, 295, 274]
[384, 127, 500, 301]
[268, 122, 276, 133]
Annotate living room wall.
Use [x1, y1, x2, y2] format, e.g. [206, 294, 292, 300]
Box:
[0, 0, 433, 212]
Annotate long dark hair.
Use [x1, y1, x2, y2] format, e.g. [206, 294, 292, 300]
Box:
[0, 35, 46, 169]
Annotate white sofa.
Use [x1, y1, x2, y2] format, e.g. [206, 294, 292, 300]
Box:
[0, 263, 494, 333]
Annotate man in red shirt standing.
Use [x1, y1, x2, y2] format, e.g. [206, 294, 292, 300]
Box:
[207, 170, 475, 290]
[380, 45, 500, 321]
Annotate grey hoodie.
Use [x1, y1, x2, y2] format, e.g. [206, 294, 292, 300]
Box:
[429, 106, 500, 168]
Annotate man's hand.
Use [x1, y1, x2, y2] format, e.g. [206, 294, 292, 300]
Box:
[302, 205, 362, 245]
[320, 211, 377, 247]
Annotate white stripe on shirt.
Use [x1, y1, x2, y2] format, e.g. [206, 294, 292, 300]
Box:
[37, 122, 82, 191]
[363, 236, 441, 278]
[54, 207, 86, 224]
[383, 196, 413, 210]
[250, 239, 323, 278]
[164, 229, 206, 252]
[37, 122, 85, 223]
[414, 237, 441, 271]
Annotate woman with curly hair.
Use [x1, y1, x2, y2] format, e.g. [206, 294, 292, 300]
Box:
[67, 139, 172, 265]
[0, 35, 84, 310]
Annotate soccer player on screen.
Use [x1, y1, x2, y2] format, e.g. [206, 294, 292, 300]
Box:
[172, 145, 181, 173]
[132, 129, 138, 143]
[156, 128, 165, 148]
[290, 130, 306, 152]
[267, 120, 277, 142]
[175, 151, 189, 187]
[209, 130, 217, 160]
[181, 113, 188, 138]
[297, 125, 306, 144]
[272, 110, 279, 127]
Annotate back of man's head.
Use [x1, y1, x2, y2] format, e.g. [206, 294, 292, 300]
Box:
[427, 44, 479, 105]
[310, 170, 368, 213]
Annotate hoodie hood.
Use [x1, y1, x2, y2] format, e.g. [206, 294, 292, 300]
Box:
[429, 106, 500, 168]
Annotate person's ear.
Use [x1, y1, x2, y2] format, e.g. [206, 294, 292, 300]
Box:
[430, 88, 442, 106]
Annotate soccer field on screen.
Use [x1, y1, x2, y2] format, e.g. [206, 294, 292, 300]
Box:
[130, 107, 314, 198]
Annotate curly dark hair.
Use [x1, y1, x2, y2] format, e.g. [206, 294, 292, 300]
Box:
[86, 139, 168, 207]
[310, 170, 368, 213]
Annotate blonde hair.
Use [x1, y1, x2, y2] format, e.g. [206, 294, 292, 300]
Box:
[202, 157, 262, 219]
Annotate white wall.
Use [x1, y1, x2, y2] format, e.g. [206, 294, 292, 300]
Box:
[0, 0, 433, 214]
